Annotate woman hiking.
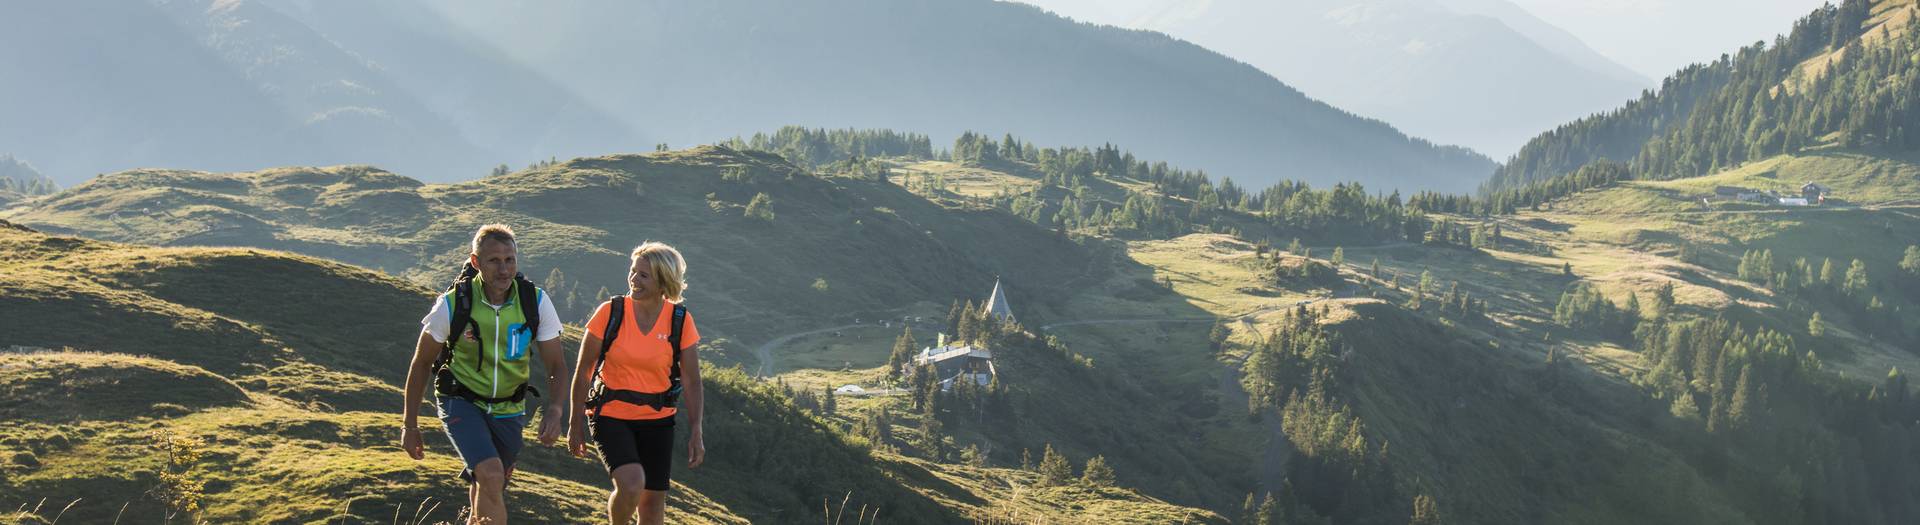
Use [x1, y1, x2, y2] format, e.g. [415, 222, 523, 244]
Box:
[569, 241, 705, 525]
[400, 224, 569, 525]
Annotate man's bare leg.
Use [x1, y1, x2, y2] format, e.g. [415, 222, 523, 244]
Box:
[470, 459, 508, 524]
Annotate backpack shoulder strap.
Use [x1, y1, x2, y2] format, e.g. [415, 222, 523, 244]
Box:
[668, 304, 688, 383]
[514, 272, 541, 338]
[593, 297, 625, 380]
[442, 262, 480, 350]
[443, 279, 475, 352]
[447, 278, 485, 371]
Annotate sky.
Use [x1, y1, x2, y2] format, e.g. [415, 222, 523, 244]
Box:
[1016, 0, 1835, 80]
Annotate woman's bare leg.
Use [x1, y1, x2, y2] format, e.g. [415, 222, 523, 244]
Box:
[608, 464, 646, 524]
[637, 490, 668, 525]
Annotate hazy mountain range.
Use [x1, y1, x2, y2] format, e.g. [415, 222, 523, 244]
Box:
[1, 0, 1495, 192]
[1114, 0, 1652, 159]
[0, 0, 638, 186]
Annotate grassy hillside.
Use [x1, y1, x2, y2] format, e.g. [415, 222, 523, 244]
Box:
[1319, 301, 1746, 524]
[1198, 285, 1917, 524]
[0, 222, 748, 523]
[1457, 0, 1920, 323]
[1630, 151, 1920, 206]
[866, 144, 1417, 249]
[1056, 153, 1917, 521]
[1498, 167, 1920, 371]
[1783, 0, 1918, 93]
[1328, 140, 1920, 386]
[0, 145, 1266, 517]
[1408, 174, 1920, 521]
[0, 222, 1217, 524]
[5, 124, 1914, 523]
[0, 146, 1100, 367]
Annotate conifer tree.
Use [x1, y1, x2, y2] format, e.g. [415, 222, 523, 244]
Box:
[1844, 259, 1870, 296]
[1671, 390, 1702, 422]
[1080, 455, 1115, 487]
[946, 300, 964, 338]
[1651, 282, 1676, 320]
[957, 300, 979, 343]
[1729, 365, 1755, 431]
[745, 192, 775, 222]
[1257, 493, 1277, 525]
[1411, 493, 1443, 525]
[888, 326, 917, 379]
[961, 444, 986, 467]
[1037, 444, 1073, 486]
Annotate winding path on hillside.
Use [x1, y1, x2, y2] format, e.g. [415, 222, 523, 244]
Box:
[1037, 293, 1345, 332]
[1562, 202, 1916, 218]
[752, 323, 880, 377]
[1036, 318, 1216, 330]
[1036, 292, 1347, 331]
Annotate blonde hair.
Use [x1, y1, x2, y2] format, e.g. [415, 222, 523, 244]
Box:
[470, 223, 517, 254]
[632, 241, 688, 302]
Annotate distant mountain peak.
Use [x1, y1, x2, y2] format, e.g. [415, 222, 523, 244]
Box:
[1126, 0, 1650, 158]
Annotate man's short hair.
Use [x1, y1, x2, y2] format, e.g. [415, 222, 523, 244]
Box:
[470, 224, 517, 254]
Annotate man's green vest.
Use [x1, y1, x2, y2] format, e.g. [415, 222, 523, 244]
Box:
[440, 279, 538, 416]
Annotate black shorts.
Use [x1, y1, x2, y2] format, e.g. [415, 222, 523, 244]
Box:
[588, 415, 675, 491]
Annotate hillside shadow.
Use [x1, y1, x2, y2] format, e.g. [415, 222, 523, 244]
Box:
[90, 254, 426, 384]
[1333, 303, 1733, 523]
[0, 282, 285, 377]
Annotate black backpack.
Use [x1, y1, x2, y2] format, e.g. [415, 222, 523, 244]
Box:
[432, 262, 543, 404]
[585, 296, 688, 412]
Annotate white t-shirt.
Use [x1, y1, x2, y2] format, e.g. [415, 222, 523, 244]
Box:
[421, 288, 563, 343]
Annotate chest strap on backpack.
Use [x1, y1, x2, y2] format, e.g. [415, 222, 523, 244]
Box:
[585, 298, 688, 413]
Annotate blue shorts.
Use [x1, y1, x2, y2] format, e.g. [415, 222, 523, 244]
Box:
[436, 397, 525, 484]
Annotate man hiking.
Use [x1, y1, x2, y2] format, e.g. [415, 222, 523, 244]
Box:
[401, 224, 568, 524]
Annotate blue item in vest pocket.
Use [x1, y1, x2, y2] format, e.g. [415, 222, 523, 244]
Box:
[507, 323, 531, 360]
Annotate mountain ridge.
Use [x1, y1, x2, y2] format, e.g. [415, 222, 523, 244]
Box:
[1127, 0, 1649, 158]
[1484, 0, 1920, 194]
[4, 0, 1495, 192]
